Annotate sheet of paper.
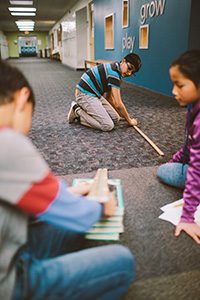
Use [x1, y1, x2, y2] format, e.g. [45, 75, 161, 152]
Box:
[159, 198, 200, 226]
[160, 198, 184, 212]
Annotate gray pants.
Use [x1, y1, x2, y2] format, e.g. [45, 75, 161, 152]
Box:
[75, 90, 120, 131]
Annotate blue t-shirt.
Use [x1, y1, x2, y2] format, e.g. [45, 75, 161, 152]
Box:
[77, 62, 122, 98]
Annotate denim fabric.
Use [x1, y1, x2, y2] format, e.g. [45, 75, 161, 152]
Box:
[157, 163, 188, 189]
[12, 223, 135, 300]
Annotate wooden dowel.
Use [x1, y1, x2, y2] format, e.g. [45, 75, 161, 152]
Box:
[88, 168, 109, 203]
[133, 125, 164, 156]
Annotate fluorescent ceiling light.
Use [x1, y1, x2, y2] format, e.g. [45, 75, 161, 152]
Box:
[16, 23, 34, 26]
[11, 12, 36, 16]
[17, 23, 34, 26]
[17, 23, 34, 27]
[17, 23, 34, 28]
[9, 1, 33, 5]
[17, 24, 34, 28]
[19, 28, 34, 31]
[16, 25, 34, 28]
[17, 25, 34, 28]
[18, 28, 34, 31]
[18, 27, 34, 30]
[15, 20, 35, 29]
[9, 7, 36, 12]
[16, 20, 34, 24]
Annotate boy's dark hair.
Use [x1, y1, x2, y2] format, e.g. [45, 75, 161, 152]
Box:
[171, 49, 200, 87]
[0, 59, 35, 107]
[124, 53, 142, 72]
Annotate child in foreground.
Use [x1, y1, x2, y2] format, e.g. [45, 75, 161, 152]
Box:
[157, 50, 200, 244]
[0, 59, 135, 300]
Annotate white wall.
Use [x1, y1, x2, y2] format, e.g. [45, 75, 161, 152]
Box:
[50, 0, 91, 69]
[0, 31, 9, 59]
[76, 6, 88, 67]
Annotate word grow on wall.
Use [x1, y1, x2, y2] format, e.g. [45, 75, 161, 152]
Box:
[140, 0, 166, 24]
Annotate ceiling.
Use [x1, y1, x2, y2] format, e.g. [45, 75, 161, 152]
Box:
[0, 0, 79, 32]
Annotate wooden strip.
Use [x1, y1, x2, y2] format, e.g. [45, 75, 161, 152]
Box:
[88, 168, 109, 203]
[133, 125, 164, 156]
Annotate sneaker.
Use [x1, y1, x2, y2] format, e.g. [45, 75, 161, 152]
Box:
[67, 101, 80, 123]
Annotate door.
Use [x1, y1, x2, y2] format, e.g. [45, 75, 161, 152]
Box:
[76, 6, 88, 68]
[89, 2, 94, 59]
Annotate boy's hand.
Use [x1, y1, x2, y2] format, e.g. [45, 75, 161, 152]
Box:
[175, 222, 200, 244]
[102, 191, 117, 217]
[68, 182, 91, 196]
[129, 118, 138, 126]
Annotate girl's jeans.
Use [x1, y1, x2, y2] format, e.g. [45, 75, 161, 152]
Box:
[157, 162, 188, 188]
[12, 222, 135, 300]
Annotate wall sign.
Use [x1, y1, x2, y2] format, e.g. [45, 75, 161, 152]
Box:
[122, 33, 135, 52]
[140, 0, 166, 25]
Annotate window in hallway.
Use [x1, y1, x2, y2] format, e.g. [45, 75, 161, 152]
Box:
[139, 24, 149, 49]
[122, 0, 129, 28]
[105, 14, 114, 49]
[18, 36, 37, 57]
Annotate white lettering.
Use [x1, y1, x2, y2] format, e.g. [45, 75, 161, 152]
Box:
[149, 2, 156, 18]
[122, 33, 135, 52]
[140, 5, 146, 25]
[122, 33, 127, 51]
[155, 0, 165, 16]
[140, 0, 166, 24]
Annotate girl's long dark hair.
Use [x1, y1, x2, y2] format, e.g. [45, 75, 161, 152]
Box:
[171, 49, 200, 88]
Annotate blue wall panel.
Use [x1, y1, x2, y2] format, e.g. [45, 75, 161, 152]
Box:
[94, 0, 192, 96]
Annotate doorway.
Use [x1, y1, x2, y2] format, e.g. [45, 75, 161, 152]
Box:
[18, 36, 37, 57]
[89, 2, 94, 60]
[76, 6, 88, 68]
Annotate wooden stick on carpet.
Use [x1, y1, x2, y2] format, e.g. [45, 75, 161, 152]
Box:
[133, 125, 164, 156]
[88, 168, 109, 203]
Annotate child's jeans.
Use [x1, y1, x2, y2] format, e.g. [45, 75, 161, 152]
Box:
[12, 222, 135, 300]
[157, 162, 188, 188]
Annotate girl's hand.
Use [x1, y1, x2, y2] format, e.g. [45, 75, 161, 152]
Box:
[175, 222, 200, 244]
[68, 182, 91, 196]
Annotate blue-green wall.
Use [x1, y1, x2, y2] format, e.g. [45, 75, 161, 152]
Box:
[94, 0, 192, 96]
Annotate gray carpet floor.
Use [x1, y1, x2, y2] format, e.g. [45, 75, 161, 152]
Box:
[63, 167, 200, 300]
[9, 58, 200, 300]
[10, 58, 186, 175]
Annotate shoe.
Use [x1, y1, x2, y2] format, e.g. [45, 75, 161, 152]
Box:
[67, 101, 80, 123]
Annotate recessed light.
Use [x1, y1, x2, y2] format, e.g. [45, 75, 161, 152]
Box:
[11, 12, 36, 16]
[17, 25, 34, 28]
[9, 7, 36, 12]
[18, 26, 34, 29]
[18, 28, 34, 31]
[9, 1, 33, 5]
[19, 28, 34, 31]
[18, 25, 34, 29]
[16, 20, 35, 25]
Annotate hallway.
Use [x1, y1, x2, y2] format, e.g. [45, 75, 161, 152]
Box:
[7, 58, 200, 300]
[11, 57, 185, 176]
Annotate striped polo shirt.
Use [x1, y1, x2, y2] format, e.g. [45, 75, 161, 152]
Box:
[77, 62, 122, 98]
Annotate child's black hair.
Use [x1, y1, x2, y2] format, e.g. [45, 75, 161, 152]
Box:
[0, 59, 35, 107]
[124, 53, 142, 72]
[171, 49, 200, 88]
